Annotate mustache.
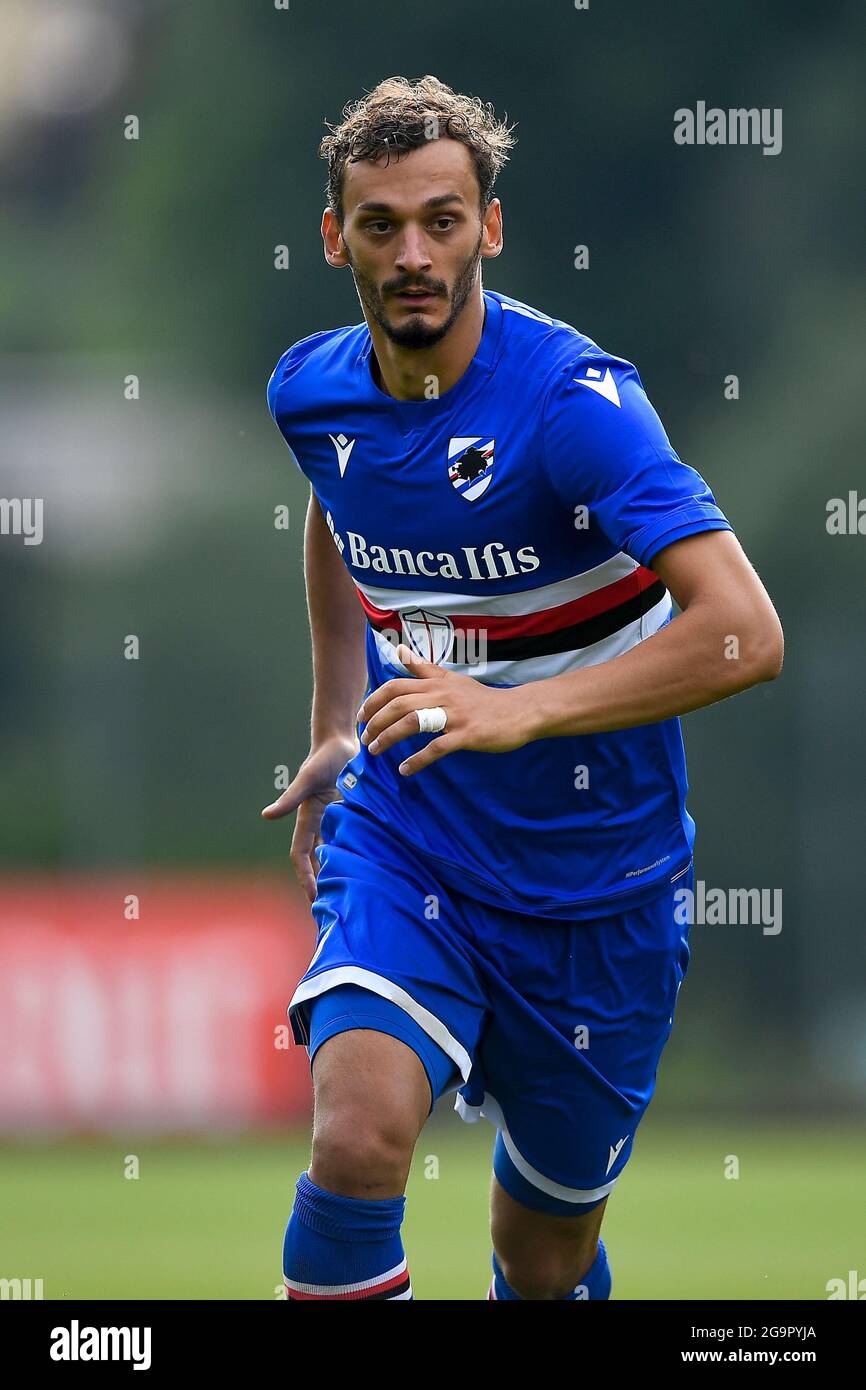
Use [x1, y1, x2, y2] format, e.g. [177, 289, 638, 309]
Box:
[383, 278, 447, 296]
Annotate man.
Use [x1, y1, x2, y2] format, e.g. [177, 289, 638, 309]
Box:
[263, 75, 783, 1302]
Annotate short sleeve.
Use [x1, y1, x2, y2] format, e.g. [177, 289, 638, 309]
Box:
[266, 347, 293, 424]
[542, 356, 732, 568]
[266, 345, 308, 477]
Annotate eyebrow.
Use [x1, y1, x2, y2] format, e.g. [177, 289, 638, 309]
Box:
[354, 192, 467, 214]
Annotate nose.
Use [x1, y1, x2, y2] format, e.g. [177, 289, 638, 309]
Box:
[394, 224, 432, 279]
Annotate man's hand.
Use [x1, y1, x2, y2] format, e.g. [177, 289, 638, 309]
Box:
[356, 643, 530, 778]
[261, 733, 359, 903]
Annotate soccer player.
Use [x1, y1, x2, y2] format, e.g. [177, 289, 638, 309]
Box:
[263, 75, 783, 1301]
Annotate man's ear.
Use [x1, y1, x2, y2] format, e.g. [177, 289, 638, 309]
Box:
[480, 197, 504, 260]
[322, 207, 350, 267]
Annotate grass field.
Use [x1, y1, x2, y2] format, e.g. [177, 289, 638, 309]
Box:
[1, 1114, 862, 1300]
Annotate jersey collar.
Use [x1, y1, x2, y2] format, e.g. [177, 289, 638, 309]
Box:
[356, 289, 503, 421]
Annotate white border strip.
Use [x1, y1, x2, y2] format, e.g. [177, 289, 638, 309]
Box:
[284, 1257, 407, 1297]
[289, 966, 473, 1082]
[355, 551, 640, 618]
[454, 1091, 621, 1205]
[372, 592, 671, 685]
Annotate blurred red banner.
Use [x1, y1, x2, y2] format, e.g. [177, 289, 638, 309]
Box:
[0, 877, 317, 1132]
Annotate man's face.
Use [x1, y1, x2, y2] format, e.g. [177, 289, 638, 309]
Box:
[327, 139, 500, 349]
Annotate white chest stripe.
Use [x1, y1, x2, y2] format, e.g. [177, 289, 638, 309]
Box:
[374, 591, 671, 686]
[355, 551, 641, 619]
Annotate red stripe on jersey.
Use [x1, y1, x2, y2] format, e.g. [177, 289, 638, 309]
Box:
[357, 565, 658, 639]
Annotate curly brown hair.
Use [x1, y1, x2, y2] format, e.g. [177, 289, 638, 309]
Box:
[320, 75, 517, 224]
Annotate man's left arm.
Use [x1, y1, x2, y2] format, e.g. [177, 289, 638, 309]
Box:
[520, 527, 784, 739]
[357, 528, 783, 772]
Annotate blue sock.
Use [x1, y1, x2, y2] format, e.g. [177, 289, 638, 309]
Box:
[283, 1171, 411, 1300]
[489, 1238, 612, 1300]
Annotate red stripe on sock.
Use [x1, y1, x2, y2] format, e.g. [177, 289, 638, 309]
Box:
[285, 1266, 409, 1301]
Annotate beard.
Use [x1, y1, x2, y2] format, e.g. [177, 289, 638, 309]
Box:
[345, 225, 484, 349]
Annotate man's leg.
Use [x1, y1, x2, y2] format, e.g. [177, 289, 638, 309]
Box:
[283, 1010, 457, 1302]
[467, 870, 694, 1302]
[489, 1173, 610, 1300]
[309, 1027, 431, 1197]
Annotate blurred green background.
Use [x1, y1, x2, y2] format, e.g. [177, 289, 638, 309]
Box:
[3, 1120, 863, 1300]
[1, 0, 864, 1298]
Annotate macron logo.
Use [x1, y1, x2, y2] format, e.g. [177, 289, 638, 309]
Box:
[606, 1135, 628, 1174]
[575, 366, 621, 408]
[328, 433, 356, 477]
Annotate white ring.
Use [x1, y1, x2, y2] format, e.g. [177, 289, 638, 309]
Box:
[416, 706, 448, 734]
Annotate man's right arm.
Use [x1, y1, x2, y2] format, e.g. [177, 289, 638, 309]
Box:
[305, 486, 369, 744]
[261, 486, 368, 903]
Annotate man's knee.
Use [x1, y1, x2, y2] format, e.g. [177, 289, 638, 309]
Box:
[496, 1242, 599, 1300]
[310, 1103, 419, 1197]
[309, 1028, 429, 1198]
[492, 1178, 608, 1298]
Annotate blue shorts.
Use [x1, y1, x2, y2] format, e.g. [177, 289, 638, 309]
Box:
[288, 798, 693, 1215]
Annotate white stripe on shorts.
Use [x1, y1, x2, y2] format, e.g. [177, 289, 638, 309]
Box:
[289, 965, 473, 1082]
[454, 1090, 622, 1204]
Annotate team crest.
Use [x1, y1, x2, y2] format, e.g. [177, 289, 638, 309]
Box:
[399, 608, 454, 664]
[447, 437, 495, 501]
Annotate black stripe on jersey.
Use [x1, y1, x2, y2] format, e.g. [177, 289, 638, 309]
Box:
[374, 579, 667, 662]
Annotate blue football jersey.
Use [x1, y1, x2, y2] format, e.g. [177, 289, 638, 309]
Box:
[267, 289, 732, 919]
